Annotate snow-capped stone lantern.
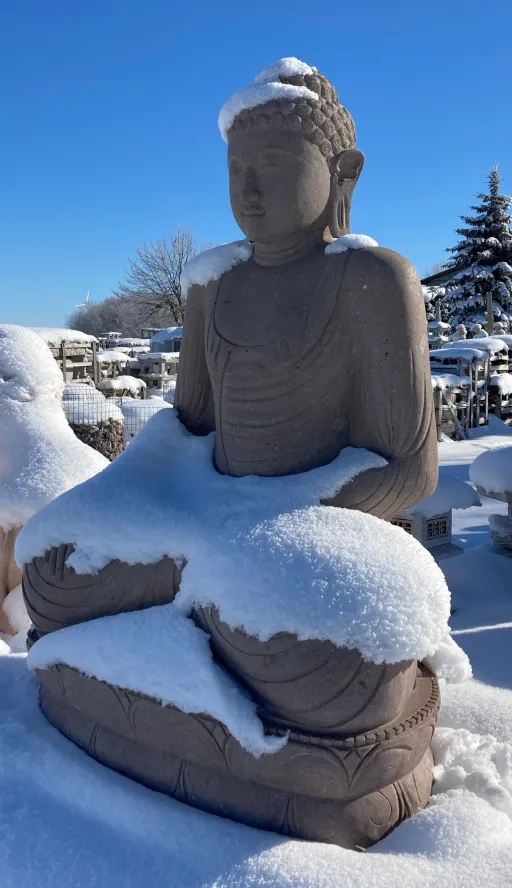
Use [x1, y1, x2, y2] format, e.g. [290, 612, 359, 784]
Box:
[470, 445, 512, 551]
[391, 475, 480, 560]
[428, 319, 451, 350]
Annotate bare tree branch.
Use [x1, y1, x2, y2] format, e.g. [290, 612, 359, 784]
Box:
[113, 229, 209, 327]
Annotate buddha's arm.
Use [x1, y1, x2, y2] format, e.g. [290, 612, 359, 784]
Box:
[174, 283, 216, 435]
[326, 248, 438, 520]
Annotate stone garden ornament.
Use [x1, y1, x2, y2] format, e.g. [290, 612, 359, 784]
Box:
[18, 58, 471, 851]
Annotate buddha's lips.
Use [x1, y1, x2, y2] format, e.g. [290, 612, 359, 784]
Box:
[242, 209, 265, 217]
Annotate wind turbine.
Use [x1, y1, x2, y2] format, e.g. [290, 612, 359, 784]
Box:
[75, 290, 90, 310]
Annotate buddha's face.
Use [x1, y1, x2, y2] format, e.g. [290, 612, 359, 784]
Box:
[228, 127, 332, 245]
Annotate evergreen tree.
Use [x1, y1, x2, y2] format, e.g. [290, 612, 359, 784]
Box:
[443, 167, 512, 329]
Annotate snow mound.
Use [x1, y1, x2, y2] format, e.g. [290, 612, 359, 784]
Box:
[470, 445, 512, 496]
[98, 376, 146, 395]
[181, 241, 253, 294]
[219, 58, 319, 141]
[1, 584, 30, 653]
[96, 350, 130, 364]
[0, 325, 108, 530]
[253, 57, 316, 84]
[441, 337, 508, 357]
[431, 373, 471, 391]
[404, 475, 480, 518]
[28, 604, 286, 758]
[490, 372, 512, 396]
[17, 409, 467, 677]
[325, 234, 379, 253]
[432, 727, 512, 820]
[1, 657, 511, 888]
[31, 327, 97, 346]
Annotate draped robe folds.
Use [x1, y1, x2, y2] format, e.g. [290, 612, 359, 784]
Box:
[175, 246, 438, 519]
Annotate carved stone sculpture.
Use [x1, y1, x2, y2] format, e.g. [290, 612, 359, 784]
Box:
[22, 58, 439, 850]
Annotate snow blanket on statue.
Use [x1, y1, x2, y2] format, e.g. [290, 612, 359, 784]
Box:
[19, 408, 470, 745]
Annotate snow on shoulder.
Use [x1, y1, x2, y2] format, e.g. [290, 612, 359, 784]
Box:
[0, 325, 107, 530]
[219, 57, 319, 141]
[17, 408, 469, 682]
[470, 445, 512, 497]
[325, 234, 379, 254]
[181, 241, 253, 295]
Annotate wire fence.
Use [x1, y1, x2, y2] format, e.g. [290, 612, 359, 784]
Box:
[62, 385, 173, 455]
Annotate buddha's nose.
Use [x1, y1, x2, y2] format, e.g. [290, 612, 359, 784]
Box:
[241, 170, 261, 208]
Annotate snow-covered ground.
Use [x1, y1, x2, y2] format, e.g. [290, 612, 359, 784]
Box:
[0, 428, 511, 887]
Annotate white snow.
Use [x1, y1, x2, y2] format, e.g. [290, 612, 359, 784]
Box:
[404, 475, 480, 518]
[181, 241, 253, 294]
[219, 57, 319, 141]
[325, 233, 379, 253]
[0, 324, 107, 530]
[431, 373, 471, 391]
[27, 604, 286, 758]
[1, 584, 31, 653]
[428, 320, 451, 331]
[118, 396, 171, 441]
[490, 372, 512, 395]
[31, 327, 97, 346]
[96, 349, 131, 364]
[470, 445, 512, 496]
[2, 423, 512, 886]
[432, 727, 512, 819]
[16, 409, 466, 678]
[441, 337, 508, 357]
[494, 262, 512, 275]
[141, 352, 180, 361]
[181, 238, 380, 294]
[431, 346, 489, 362]
[253, 57, 316, 84]
[97, 376, 146, 394]
[112, 338, 150, 347]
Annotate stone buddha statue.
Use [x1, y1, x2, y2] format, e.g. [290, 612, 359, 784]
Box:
[21, 58, 441, 851]
[176, 60, 437, 516]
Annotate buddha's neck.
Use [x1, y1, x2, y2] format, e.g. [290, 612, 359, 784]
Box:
[252, 230, 324, 267]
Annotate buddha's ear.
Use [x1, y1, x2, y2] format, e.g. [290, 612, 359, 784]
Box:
[331, 149, 365, 183]
[327, 149, 365, 239]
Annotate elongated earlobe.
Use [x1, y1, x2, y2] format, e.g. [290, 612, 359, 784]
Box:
[327, 149, 364, 240]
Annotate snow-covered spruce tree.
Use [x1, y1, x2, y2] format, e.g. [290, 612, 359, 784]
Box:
[443, 167, 512, 329]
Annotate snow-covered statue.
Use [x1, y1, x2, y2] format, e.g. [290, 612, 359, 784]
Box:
[470, 323, 488, 338]
[450, 323, 467, 341]
[18, 59, 470, 851]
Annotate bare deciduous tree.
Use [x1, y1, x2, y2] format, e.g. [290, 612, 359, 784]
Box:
[113, 229, 206, 327]
[66, 296, 136, 337]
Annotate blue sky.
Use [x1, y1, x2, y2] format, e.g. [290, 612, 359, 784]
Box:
[1, 0, 511, 326]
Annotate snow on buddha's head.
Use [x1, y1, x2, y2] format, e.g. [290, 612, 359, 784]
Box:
[0, 324, 63, 405]
[219, 58, 364, 245]
[218, 57, 355, 151]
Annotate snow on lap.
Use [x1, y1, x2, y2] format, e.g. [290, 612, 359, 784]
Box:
[21, 408, 469, 746]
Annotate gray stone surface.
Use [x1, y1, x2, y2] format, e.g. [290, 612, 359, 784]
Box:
[23, 61, 439, 850]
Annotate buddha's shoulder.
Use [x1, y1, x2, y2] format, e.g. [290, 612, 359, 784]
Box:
[325, 242, 418, 288]
[182, 241, 252, 308]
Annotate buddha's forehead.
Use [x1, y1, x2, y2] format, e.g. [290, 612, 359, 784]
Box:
[227, 127, 322, 163]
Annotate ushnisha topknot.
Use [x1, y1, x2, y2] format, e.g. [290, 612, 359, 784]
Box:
[218, 57, 356, 159]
